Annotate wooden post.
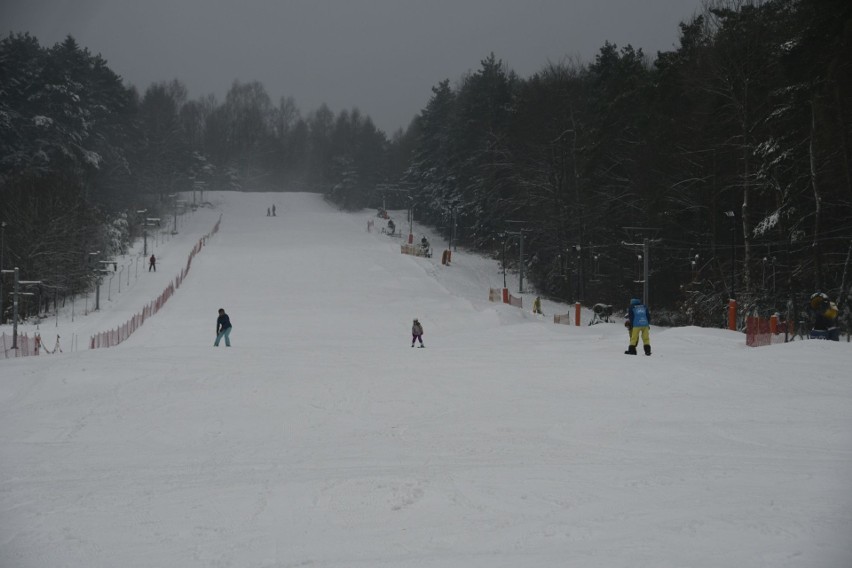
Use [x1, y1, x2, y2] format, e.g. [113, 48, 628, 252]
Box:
[575, 302, 581, 326]
[728, 299, 737, 331]
[502, 288, 509, 304]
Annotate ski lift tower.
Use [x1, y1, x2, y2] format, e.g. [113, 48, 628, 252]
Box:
[621, 227, 662, 307]
[375, 184, 415, 243]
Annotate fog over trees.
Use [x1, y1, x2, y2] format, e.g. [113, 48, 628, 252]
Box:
[1, 0, 850, 326]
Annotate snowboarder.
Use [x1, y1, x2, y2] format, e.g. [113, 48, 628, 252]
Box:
[215, 308, 232, 347]
[148, 254, 156, 272]
[532, 296, 543, 315]
[411, 318, 424, 348]
[387, 219, 395, 235]
[625, 298, 651, 355]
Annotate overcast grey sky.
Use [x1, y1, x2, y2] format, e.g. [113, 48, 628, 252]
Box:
[3, 0, 701, 134]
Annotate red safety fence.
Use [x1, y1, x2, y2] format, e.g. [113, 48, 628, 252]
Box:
[1, 332, 33, 359]
[1, 332, 66, 360]
[90, 215, 222, 350]
[745, 315, 790, 347]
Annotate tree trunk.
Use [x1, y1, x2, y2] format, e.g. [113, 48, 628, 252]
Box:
[810, 96, 823, 290]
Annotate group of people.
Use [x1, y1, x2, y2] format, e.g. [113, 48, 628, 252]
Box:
[266, 204, 277, 217]
[210, 299, 647, 352]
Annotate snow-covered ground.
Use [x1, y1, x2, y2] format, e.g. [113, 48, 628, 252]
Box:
[1, 192, 850, 568]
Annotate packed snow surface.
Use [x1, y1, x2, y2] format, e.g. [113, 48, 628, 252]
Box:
[1, 192, 850, 567]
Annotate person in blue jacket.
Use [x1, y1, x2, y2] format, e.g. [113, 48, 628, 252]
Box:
[214, 308, 232, 347]
[625, 298, 651, 355]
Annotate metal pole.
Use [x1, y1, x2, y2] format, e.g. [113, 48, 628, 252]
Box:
[643, 238, 650, 307]
[0, 221, 5, 324]
[518, 232, 525, 294]
[452, 207, 458, 252]
[408, 202, 414, 244]
[502, 239, 507, 288]
[12, 267, 19, 349]
[575, 246, 582, 303]
[730, 224, 735, 300]
[725, 211, 735, 299]
[143, 230, 147, 256]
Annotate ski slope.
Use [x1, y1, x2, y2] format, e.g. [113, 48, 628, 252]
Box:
[1, 192, 851, 568]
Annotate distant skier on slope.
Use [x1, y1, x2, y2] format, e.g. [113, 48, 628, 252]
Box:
[215, 308, 233, 347]
[624, 298, 651, 356]
[411, 318, 424, 348]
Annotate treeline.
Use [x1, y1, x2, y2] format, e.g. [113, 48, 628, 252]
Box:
[387, 0, 852, 325]
[2, 0, 851, 327]
[0, 33, 399, 320]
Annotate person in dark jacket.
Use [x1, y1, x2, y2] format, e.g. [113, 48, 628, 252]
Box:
[411, 318, 424, 348]
[215, 308, 232, 346]
[148, 254, 156, 272]
[625, 298, 651, 355]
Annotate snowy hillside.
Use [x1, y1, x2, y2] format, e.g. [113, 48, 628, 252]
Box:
[1, 192, 850, 568]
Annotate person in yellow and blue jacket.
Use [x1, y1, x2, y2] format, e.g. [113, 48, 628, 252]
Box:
[625, 298, 651, 355]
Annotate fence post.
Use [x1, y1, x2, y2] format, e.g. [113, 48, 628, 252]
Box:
[728, 299, 737, 331]
[769, 313, 778, 334]
[575, 302, 581, 326]
[502, 288, 509, 303]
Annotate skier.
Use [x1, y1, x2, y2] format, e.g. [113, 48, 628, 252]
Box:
[387, 219, 396, 235]
[411, 318, 424, 348]
[624, 298, 651, 355]
[532, 296, 543, 315]
[214, 308, 232, 347]
[148, 254, 156, 272]
[420, 236, 430, 256]
[272, 204, 276, 216]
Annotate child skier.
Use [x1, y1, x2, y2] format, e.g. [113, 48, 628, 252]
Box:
[411, 318, 424, 348]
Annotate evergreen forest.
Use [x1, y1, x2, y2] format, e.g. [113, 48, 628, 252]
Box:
[1, 0, 851, 328]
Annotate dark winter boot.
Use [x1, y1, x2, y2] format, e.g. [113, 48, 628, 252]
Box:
[644, 344, 651, 356]
[624, 345, 637, 355]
